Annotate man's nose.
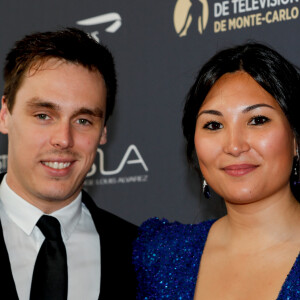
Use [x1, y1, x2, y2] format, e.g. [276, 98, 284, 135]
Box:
[50, 122, 74, 150]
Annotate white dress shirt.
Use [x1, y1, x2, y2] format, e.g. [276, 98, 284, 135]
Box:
[0, 175, 100, 300]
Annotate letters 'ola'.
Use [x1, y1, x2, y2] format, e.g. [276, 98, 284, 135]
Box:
[87, 145, 148, 177]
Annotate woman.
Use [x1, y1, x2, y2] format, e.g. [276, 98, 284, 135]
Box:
[133, 43, 300, 299]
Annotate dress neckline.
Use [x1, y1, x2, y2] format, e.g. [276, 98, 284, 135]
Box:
[195, 219, 300, 299]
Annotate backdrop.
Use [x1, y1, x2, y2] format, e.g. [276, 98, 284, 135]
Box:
[0, 0, 299, 225]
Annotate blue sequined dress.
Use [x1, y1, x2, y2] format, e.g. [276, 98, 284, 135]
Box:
[133, 218, 300, 299]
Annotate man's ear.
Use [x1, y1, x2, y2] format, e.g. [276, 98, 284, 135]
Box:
[99, 126, 107, 145]
[0, 96, 10, 134]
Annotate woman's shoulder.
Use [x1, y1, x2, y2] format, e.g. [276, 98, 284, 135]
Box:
[133, 218, 217, 298]
[133, 217, 216, 262]
[137, 217, 215, 241]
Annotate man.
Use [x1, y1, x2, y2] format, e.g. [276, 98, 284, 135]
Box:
[0, 28, 137, 299]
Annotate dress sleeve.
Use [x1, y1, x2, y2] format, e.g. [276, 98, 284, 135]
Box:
[133, 217, 170, 299]
[133, 218, 215, 299]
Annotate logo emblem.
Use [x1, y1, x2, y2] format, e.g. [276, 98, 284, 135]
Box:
[174, 0, 209, 37]
[77, 13, 122, 42]
[85, 145, 149, 186]
[87, 145, 148, 177]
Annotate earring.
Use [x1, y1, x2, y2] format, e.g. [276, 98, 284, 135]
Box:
[293, 148, 299, 185]
[203, 179, 211, 199]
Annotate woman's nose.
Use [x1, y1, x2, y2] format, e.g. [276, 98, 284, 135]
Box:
[223, 127, 250, 157]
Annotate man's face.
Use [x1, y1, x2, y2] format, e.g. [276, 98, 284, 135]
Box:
[0, 59, 107, 213]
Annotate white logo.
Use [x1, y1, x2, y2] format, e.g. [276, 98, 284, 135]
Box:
[77, 13, 122, 42]
[87, 144, 148, 177]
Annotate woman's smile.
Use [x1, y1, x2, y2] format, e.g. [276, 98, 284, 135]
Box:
[194, 71, 296, 204]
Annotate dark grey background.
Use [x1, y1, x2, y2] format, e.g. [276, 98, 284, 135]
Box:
[0, 0, 299, 225]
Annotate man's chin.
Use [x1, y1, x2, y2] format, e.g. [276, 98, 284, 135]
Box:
[35, 188, 80, 204]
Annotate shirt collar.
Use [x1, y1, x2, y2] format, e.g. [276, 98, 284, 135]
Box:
[0, 174, 82, 240]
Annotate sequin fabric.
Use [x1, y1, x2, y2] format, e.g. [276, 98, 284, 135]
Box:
[133, 218, 215, 299]
[133, 218, 300, 300]
[277, 253, 300, 299]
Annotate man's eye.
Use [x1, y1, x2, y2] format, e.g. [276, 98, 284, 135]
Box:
[248, 115, 270, 125]
[36, 114, 50, 120]
[203, 121, 223, 130]
[77, 119, 91, 125]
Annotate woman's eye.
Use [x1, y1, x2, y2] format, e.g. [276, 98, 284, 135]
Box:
[203, 121, 223, 130]
[248, 115, 270, 125]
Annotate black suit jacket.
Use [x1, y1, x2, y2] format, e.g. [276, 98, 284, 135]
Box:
[0, 174, 137, 299]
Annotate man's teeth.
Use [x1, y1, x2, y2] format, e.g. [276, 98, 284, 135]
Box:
[43, 162, 71, 169]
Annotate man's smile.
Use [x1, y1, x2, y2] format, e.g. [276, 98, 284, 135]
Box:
[41, 161, 72, 170]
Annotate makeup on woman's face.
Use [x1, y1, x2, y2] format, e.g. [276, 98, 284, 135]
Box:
[194, 71, 296, 204]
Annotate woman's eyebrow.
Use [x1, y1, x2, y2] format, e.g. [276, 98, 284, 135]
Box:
[242, 103, 275, 113]
[197, 103, 275, 118]
[198, 110, 223, 117]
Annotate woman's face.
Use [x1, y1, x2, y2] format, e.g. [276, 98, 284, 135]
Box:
[194, 71, 296, 204]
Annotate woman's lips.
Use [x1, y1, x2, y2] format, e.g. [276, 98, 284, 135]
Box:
[223, 164, 258, 177]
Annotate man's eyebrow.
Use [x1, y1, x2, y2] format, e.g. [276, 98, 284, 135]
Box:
[242, 103, 275, 113]
[26, 98, 104, 118]
[26, 99, 60, 111]
[73, 108, 104, 119]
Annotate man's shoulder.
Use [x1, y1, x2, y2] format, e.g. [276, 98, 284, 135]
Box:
[81, 189, 137, 235]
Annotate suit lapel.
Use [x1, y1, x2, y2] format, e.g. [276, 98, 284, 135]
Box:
[81, 190, 108, 300]
[0, 174, 19, 299]
[0, 220, 19, 299]
[81, 190, 137, 300]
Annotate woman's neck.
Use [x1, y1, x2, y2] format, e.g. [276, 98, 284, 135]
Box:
[220, 188, 300, 254]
